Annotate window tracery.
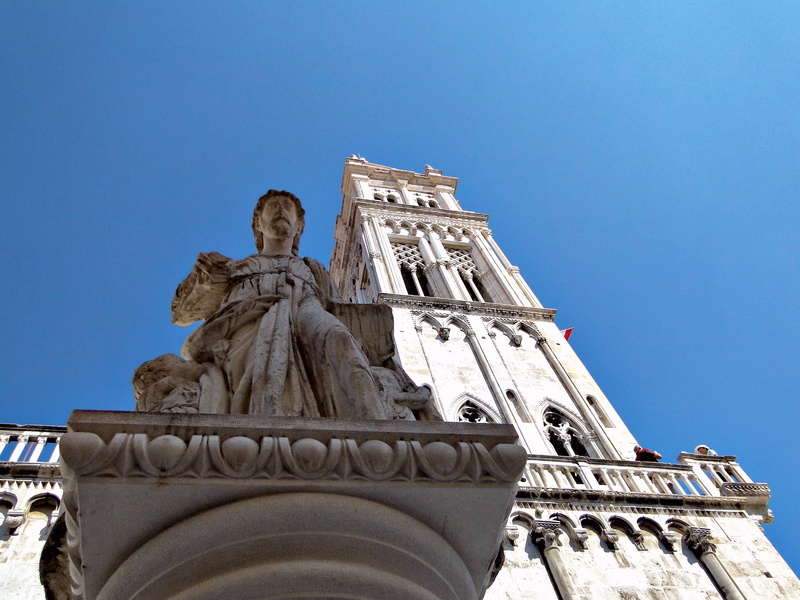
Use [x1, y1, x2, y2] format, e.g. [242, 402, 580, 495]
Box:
[391, 241, 431, 296]
[543, 409, 589, 457]
[457, 401, 494, 424]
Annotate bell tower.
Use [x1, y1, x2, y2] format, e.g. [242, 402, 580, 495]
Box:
[330, 157, 799, 600]
[331, 156, 634, 459]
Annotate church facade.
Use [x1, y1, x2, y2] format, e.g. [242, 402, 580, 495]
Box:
[329, 156, 800, 600]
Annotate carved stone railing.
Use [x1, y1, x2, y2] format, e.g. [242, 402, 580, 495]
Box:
[0, 424, 65, 465]
[519, 453, 769, 503]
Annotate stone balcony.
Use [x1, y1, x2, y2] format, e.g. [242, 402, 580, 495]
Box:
[517, 452, 771, 521]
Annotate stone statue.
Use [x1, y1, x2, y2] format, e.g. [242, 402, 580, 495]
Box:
[134, 190, 438, 421]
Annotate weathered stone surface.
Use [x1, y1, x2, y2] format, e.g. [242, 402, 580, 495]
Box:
[59, 411, 526, 600]
[134, 190, 437, 421]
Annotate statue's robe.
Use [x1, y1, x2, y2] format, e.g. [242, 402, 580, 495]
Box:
[172, 253, 389, 420]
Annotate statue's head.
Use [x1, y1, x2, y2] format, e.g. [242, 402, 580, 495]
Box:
[252, 190, 306, 255]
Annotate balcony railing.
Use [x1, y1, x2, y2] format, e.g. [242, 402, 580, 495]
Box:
[0, 424, 66, 464]
[519, 452, 765, 501]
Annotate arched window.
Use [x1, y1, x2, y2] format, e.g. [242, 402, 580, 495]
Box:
[543, 409, 589, 457]
[587, 396, 614, 428]
[386, 194, 398, 204]
[457, 401, 494, 423]
[392, 241, 431, 296]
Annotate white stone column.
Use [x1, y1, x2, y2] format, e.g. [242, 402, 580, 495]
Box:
[686, 528, 746, 600]
[359, 219, 391, 294]
[462, 328, 535, 452]
[0, 434, 9, 456]
[28, 436, 48, 462]
[48, 438, 61, 462]
[484, 230, 543, 307]
[369, 216, 405, 294]
[470, 229, 524, 305]
[531, 327, 622, 460]
[532, 521, 585, 600]
[8, 435, 29, 462]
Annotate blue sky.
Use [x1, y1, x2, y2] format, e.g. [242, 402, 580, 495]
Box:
[3, 2, 799, 574]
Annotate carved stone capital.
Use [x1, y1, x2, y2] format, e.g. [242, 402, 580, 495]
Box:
[505, 526, 521, 546]
[660, 531, 679, 552]
[573, 528, 590, 549]
[686, 527, 716, 554]
[0, 434, 9, 444]
[16, 435, 29, 444]
[532, 520, 562, 549]
[369, 251, 382, 260]
[631, 531, 646, 551]
[5, 510, 25, 534]
[601, 529, 619, 548]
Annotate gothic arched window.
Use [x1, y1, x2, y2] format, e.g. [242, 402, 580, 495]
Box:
[543, 409, 589, 457]
[392, 241, 431, 296]
[457, 401, 494, 423]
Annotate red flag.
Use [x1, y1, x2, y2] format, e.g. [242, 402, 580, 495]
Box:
[561, 327, 574, 341]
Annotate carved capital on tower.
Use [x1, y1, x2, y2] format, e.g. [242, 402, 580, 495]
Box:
[686, 527, 716, 555]
[660, 531, 679, 552]
[573, 528, 590, 549]
[533, 520, 563, 549]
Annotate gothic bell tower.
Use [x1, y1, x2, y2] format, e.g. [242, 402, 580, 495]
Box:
[330, 157, 798, 600]
[330, 156, 635, 460]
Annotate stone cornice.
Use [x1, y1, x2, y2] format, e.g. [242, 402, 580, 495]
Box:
[61, 411, 526, 485]
[379, 294, 556, 322]
[354, 200, 488, 228]
[515, 486, 761, 512]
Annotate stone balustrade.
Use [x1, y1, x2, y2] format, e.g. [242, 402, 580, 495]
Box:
[520, 452, 763, 501]
[0, 425, 66, 464]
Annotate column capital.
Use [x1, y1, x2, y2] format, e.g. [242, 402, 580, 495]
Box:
[686, 527, 716, 554]
[532, 520, 563, 549]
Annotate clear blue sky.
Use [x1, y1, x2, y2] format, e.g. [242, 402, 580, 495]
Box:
[3, 2, 798, 574]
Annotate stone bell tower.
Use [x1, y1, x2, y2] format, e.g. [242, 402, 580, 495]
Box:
[330, 157, 800, 600]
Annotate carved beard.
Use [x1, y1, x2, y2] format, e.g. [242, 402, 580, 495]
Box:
[266, 214, 292, 238]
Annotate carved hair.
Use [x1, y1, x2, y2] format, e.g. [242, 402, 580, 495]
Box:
[252, 190, 306, 255]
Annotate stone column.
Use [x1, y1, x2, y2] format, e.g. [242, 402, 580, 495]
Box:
[686, 527, 745, 600]
[530, 327, 622, 460]
[28, 436, 48, 462]
[8, 435, 28, 462]
[469, 229, 524, 305]
[463, 328, 535, 452]
[0, 434, 9, 456]
[532, 521, 584, 600]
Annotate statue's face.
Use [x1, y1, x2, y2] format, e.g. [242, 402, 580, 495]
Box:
[259, 194, 300, 242]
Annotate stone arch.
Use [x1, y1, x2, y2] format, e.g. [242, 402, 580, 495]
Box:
[414, 313, 444, 333]
[399, 221, 415, 235]
[448, 392, 502, 424]
[26, 492, 60, 514]
[665, 517, 692, 535]
[384, 219, 401, 234]
[431, 224, 447, 238]
[509, 510, 536, 533]
[445, 315, 471, 336]
[487, 320, 522, 347]
[0, 492, 18, 509]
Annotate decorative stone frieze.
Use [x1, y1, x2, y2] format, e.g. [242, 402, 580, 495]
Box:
[380, 295, 556, 321]
[58, 410, 526, 600]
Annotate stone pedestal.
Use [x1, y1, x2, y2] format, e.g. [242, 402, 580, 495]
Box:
[57, 411, 526, 600]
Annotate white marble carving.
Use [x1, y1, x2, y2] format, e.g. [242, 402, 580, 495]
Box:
[135, 190, 436, 421]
